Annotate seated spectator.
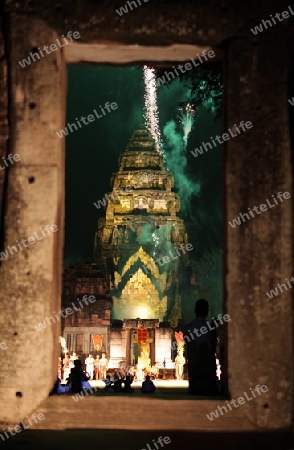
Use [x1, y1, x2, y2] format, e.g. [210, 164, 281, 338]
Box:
[113, 370, 123, 392]
[81, 377, 91, 390]
[50, 378, 70, 395]
[122, 375, 134, 393]
[141, 375, 156, 393]
[128, 365, 135, 379]
[67, 359, 89, 393]
[104, 375, 114, 393]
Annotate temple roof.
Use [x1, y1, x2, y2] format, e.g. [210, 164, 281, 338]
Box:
[125, 124, 156, 152]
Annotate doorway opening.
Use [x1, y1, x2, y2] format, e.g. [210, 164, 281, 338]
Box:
[60, 58, 224, 397]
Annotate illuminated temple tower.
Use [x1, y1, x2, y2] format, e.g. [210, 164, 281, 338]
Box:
[94, 125, 188, 328]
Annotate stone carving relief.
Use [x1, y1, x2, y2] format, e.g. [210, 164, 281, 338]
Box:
[123, 319, 159, 329]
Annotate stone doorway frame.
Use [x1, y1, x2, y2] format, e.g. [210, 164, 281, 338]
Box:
[0, 3, 292, 430]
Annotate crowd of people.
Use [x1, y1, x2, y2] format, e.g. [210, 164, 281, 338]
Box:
[55, 351, 156, 395]
[59, 349, 161, 381]
[58, 352, 109, 382]
[55, 298, 224, 397]
[103, 372, 155, 393]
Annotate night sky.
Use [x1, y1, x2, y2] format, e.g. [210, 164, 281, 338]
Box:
[64, 65, 223, 265]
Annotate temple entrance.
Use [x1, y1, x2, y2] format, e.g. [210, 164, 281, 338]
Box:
[124, 319, 157, 367]
[131, 331, 152, 366]
[131, 329, 149, 366]
[131, 333, 140, 365]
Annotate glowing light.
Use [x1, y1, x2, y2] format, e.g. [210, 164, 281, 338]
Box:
[151, 230, 160, 259]
[136, 305, 152, 318]
[152, 231, 160, 246]
[143, 66, 162, 154]
[216, 357, 221, 380]
[178, 102, 197, 148]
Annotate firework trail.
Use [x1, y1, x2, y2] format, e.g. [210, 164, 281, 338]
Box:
[163, 101, 200, 214]
[143, 66, 162, 154]
[178, 103, 197, 149]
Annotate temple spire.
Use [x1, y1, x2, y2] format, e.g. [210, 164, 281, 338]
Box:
[94, 126, 188, 327]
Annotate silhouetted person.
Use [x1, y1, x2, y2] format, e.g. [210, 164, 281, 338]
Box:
[141, 375, 156, 393]
[184, 299, 217, 395]
[113, 370, 123, 392]
[104, 375, 114, 392]
[122, 375, 134, 393]
[67, 359, 89, 393]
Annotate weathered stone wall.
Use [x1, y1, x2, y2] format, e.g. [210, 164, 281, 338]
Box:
[0, 0, 292, 431]
[227, 24, 292, 428]
[0, 13, 9, 232]
[109, 328, 126, 366]
[0, 8, 66, 424]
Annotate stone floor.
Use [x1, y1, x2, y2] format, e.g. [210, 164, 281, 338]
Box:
[1, 381, 293, 450]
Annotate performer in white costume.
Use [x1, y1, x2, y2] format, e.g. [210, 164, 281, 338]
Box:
[85, 354, 95, 380]
[63, 354, 71, 381]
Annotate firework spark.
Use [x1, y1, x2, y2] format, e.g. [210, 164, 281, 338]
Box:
[143, 66, 162, 154]
[179, 102, 197, 148]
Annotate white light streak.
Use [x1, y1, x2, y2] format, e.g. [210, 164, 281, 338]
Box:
[179, 103, 196, 148]
[143, 65, 162, 154]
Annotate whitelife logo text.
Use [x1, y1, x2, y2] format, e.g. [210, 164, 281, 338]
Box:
[56, 102, 118, 139]
[206, 385, 268, 421]
[18, 31, 81, 68]
[0, 224, 58, 261]
[34, 295, 97, 332]
[228, 191, 291, 228]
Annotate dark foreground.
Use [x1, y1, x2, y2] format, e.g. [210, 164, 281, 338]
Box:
[0, 429, 293, 450]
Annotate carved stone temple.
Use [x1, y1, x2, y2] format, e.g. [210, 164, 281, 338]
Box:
[92, 125, 189, 368]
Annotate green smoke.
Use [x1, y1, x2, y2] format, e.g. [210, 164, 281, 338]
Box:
[163, 119, 200, 214]
[137, 222, 180, 273]
[188, 249, 223, 318]
[137, 223, 154, 246]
